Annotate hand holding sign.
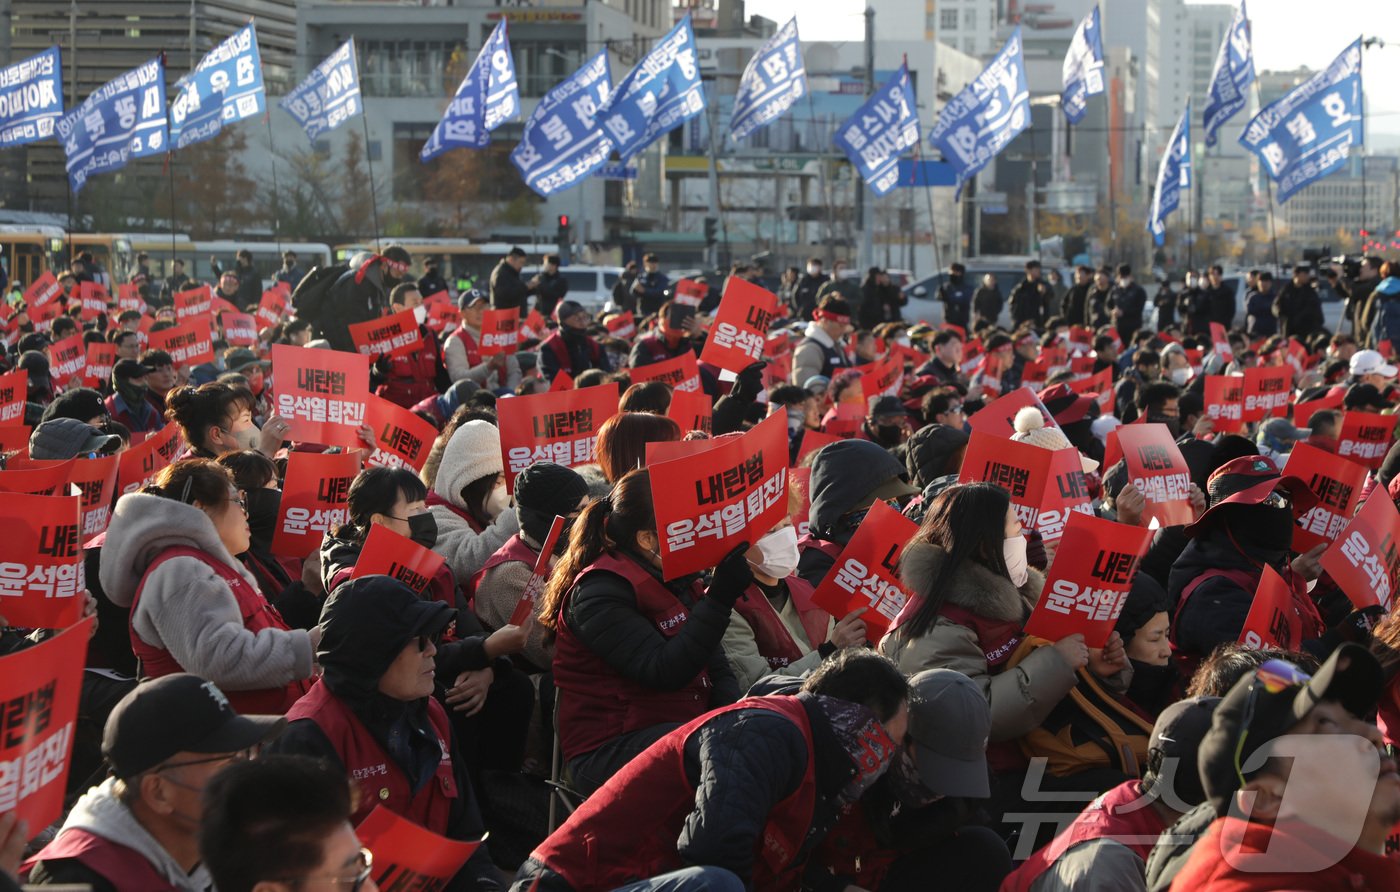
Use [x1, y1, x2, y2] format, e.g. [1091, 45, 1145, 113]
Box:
[810, 499, 918, 642]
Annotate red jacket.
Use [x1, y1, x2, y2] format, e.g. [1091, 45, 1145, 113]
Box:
[376, 325, 442, 408]
[25, 828, 184, 891]
[130, 546, 309, 715]
[285, 679, 458, 830]
[1171, 816, 1400, 890]
[552, 550, 712, 761]
[530, 696, 816, 892]
[1000, 781, 1167, 892]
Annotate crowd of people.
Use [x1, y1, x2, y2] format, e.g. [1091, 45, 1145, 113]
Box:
[4, 243, 1400, 892]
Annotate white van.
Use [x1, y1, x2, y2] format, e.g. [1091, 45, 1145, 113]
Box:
[521, 264, 624, 313]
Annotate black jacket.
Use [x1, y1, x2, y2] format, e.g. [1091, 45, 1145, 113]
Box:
[634, 270, 671, 316]
[793, 273, 829, 320]
[612, 271, 638, 312]
[937, 279, 974, 329]
[1109, 282, 1147, 335]
[972, 286, 1003, 324]
[1206, 283, 1236, 327]
[563, 549, 740, 704]
[533, 271, 570, 317]
[1061, 282, 1091, 325]
[1274, 282, 1323, 337]
[490, 259, 531, 314]
[322, 263, 393, 353]
[1086, 286, 1111, 327]
[1008, 278, 1051, 328]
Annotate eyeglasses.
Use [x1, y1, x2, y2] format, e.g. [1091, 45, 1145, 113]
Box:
[281, 847, 374, 891]
[1261, 490, 1291, 510]
[1233, 659, 1311, 787]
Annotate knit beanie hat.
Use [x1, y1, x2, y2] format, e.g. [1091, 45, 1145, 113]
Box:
[1114, 572, 1171, 645]
[41, 387, 108, 425]
[1011, 407, 1099, 473]
[515, 461, 588, 543]
[434, 419, 504, 508]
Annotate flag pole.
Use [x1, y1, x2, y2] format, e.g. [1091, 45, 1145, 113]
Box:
[359, 111, 383, 253]
[264, 113, 283, 260]
[906, 53, 942, 276]
[1249, 79, 1281, 274]
[1104, 90, 1116, 266]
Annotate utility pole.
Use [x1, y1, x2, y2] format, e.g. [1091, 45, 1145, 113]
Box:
[858, 6, 874, 269]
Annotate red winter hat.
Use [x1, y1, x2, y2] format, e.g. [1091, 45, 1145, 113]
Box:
[1182, 455, 1318, 538]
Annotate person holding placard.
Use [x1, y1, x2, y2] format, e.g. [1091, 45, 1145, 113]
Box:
[798, 439, 918, 589]
[101, 460, 316, 715]
[372, 282, 448, 409]
[537, 469, 746, 794]
[539, 301, 610, 382]
[445, 289, 521, 393]
[166, 381, 290, 459]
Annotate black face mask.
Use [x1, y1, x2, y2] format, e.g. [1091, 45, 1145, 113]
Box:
[244, 489, 282, 554]
[1146, 413, 1181, 439]
[1127, 659, 1179, 714]
[407, 513, 438, 549]
[1222, 503, 1296, 561]
[874, 425, 906, 448]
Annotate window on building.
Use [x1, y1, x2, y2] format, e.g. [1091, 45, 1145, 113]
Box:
[360, 39, 457, 97]
[940, 9, 958, 29]
[964, 8, 976, 27]
[514, 41, 584, 98]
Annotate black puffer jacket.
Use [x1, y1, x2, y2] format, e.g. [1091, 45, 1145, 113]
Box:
[563, 548, 739, 703]
[321, 262, 393, 353]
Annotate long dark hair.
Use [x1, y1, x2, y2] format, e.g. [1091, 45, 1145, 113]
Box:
[538, 468, 655, 630]
[337, 466, 428, 541]
[460, 472, 501, 529]
[901, 482, 1012, 638]
[595, 412, 680, 483]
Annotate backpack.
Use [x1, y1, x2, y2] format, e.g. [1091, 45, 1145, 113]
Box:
[1007, 638, 1153, 778]
[290, 263, 350, 327]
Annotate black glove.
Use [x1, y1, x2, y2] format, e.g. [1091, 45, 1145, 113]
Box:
[705, 541, 755, 608]
[729, 362, 767, 404]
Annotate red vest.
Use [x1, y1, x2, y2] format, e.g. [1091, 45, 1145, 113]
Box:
[542, 331, 602, 377]
[449, 325, 483, 368]
[285, 679, 458, 831]
[26, 827, 184, 892]
[733, 578, 828, 669]
[552, 550, 712, 761]
[130, 546, 309, 715]
[531, 696, 817, 892]
[465, 533, 537, 606]
[426, 490, 484, 533]
[377, 327, 441, 408]
[1000, 781, 1167, 892]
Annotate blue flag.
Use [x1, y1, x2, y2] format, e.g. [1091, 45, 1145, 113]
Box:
[1203, 1, 1254, 147]
[55, 57, 167, 193]
[421, 20, 518, 161]
[1061, 6, 1104, 125]
[597, 16, 705, 162]
[281, 39, 361, 143]
[1239, 38, 1361, 205]
[169, 23, 265, 150]
[1149, 100, 1192, 245]
[0, 47, 64, 148]
[729, 17, 806, 142]
[833, 63, 920, 197]
[929, 28, 1031, 198]
[511, 50, 613, 196]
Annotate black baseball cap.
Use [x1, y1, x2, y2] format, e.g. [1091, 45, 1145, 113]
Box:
[103, 674, 285, 779]
[870, 395, 913, 418]
[1149, 695, 1220, 810]
[1198, 644, 1383, 815]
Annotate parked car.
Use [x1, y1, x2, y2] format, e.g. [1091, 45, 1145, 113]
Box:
[521, 264, 624, 313]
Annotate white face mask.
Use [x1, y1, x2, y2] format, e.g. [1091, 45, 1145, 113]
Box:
[412, 304, 428, 325]
[230, 425, 261, 452]
[1003, 535, 1029, 587]
[807, 265, 821, 277]
[749, 526, 800, 580]
[483, 482, 510, 520]
[1169, 366, 1191, 386]
[895, 335, 912, 348]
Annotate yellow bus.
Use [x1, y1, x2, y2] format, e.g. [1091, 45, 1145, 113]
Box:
[66, 233, 135, 285]
[0, 225, 64, 290]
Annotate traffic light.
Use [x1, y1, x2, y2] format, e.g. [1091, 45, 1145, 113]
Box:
[704, 216, 718, 246]
[556, 214, 572, 266]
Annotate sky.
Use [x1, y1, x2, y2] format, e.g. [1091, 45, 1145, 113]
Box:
[744, 0, 1400, 143]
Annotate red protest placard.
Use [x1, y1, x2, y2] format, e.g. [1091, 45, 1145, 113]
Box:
[363, 394, 439, 472]
[0, 492, 85, 627]
[852, 355, 903, 408]
[652, 412, 789, 580]
[0, 459, 75, 495]
[78, 281, 110, 321]
[425, 301, 461, 334]
[221, 311, 259, 347]
[356, 805, 479, 892]
[1239, 565, 1302, 650]
[1337, 411, 1399, 470]
[480, 308, 519, 356]
[175, 284, 213, 319]
[272, 280, 292, 297]
[1294, 390, 1345, 429]
[272, 451, 361, 559]
[1118, 423, 1193, 527]
[1210, 322, 1233, 362]
[150, 316, 215, 368]
[699, 278, 779, 373]
[1203, 375, 1245, 434]
[509, 515, 565, 626]
[349, 310, 423, 359]
[796, 428, 840, 466]
[0, 369, 27, 426]
[212, 294, 240, 317]
[673, 279, 707, 307]
[1024, 512, 1151, 647]
[498, 386, 619, 492]
[0, 618, 93, 833]
[24, 270, 61, 308]
[810, 499, 917, 642]
[789, 467, 812, 538]
[1241, 365, 1292, 422]
[631, 351, 702, 393]
[27, 299, 64, 332]
[967, 388, 1055, 437]
[1288, 442, 1369, 552]
[82, 342, 116, 389]
[645, 437, 723, 466]
[270, 344, 370, 448]
[959, 432, 1092, 544]
[116, 284, 146, 314]
[605, 311, 636, 340]
[1066, 367, 1113, 412]
[548, 370, 574, 392]
[1320, 491, 1400, 610]
[351, 523, 446, 594]
[49, 332, 86, 387]
[0, 426, 30, 452]
[70, 454, 120, 545]
[115, 423, 181, 496]
[521, 309, 548, 340]
[667, 389, 713, 435]
[256, 289, 287, 327]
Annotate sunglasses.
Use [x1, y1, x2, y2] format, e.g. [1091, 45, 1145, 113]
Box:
[1261, 490, 1292, 510]
[416, 630, 444, 652]
[1233, 658, 1311, 787]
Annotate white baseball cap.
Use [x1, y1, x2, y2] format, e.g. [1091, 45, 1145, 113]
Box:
[1349, 349, 1398, 379]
